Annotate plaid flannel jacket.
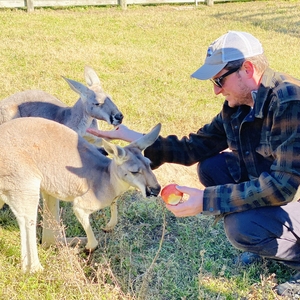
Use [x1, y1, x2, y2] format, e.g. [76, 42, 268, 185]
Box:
[144, 67, 300, 216]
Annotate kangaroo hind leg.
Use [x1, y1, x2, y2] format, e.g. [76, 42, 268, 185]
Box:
[41, 193, 63, 248]
[7, 188, 43, 273]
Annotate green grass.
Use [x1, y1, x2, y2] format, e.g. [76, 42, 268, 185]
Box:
[0, 1, 300, 299]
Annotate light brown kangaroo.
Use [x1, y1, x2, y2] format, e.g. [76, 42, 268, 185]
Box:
[0, 117, 161, 273]
[0, 66, 125, 247]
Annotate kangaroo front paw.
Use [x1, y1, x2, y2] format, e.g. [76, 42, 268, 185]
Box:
[101, 224, 115, 232]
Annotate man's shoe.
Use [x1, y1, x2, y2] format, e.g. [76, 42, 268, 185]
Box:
[275, 272, 300, 297]
[235, 252, 261, 266]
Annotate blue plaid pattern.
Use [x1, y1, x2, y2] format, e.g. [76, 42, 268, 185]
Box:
[145, 68, 300, 215]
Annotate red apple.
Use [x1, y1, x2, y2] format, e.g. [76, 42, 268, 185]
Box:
[160, 183, 183, 205]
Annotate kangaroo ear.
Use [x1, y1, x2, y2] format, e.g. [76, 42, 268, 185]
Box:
[102, 139, 127, 164]
[84, 66, 102, 87]
[129, 123, 161, 151]
[62, 76, 90, 102]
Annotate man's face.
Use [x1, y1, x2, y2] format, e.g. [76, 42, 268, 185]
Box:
[211, 65, 254, 108]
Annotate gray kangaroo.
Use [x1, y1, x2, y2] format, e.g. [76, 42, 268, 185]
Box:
[0, 66, 123, 144]
[0, 117, 161, 273]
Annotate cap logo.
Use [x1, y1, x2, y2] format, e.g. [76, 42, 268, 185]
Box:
[206, 47, 213, 58]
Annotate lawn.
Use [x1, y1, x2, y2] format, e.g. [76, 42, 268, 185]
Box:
[0, 1, 299, 299]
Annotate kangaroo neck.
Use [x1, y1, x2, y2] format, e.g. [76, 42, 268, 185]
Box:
[108, 161, 131, 197]
[68, 98, 93, 135]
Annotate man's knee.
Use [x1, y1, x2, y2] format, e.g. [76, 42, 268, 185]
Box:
[224, 212, 262, 251]
[224, 213, 245, 250]
[197, 153, 235, 186]
[197, 160, 211, 186]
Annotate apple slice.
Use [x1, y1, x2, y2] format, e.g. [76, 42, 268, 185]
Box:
[160, 183, 183, 205]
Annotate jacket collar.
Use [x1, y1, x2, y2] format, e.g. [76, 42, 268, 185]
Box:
[254, 67, 275, 119]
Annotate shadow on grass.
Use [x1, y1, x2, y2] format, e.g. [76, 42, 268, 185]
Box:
[212, 3, 300, 38]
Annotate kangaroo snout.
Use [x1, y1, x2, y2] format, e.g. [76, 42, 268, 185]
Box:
[146, 185, 161, 197]
[111, 112, 123, 126]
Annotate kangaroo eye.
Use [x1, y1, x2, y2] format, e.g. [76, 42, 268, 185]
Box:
[94, 103, 101, 106]
[130, 168, 141, 175]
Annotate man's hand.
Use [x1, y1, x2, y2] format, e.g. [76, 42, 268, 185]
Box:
[165, 186, 204, 217]
[87, 124, 143, 142]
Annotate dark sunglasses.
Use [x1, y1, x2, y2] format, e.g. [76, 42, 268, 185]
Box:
[210, 67, 240, 88]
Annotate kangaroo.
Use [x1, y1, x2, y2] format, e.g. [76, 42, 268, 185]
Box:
[0, 117, 161, 273]
[0, 67, 124, 245]
[0, 66, 124, 144]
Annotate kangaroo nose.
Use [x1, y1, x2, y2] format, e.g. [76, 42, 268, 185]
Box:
[111, 113, 123, 125]
[146, 185, 161, 197]
[115, 113, 123, 122]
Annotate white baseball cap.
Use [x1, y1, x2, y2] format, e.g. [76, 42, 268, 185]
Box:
[191, 31, 264, 80]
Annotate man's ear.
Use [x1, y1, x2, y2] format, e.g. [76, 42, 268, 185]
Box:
[243, 60, 255, 78]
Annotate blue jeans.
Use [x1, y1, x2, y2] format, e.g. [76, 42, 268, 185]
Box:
[198, 152, 300, 270]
